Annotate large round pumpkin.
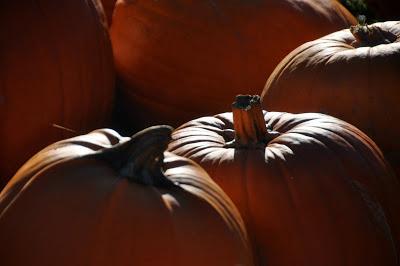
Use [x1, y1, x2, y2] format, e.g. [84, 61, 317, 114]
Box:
[110, 0, 356, 131]
[0, 126, 253, 266]
[0, 0, 115, 187]
[261, 21, 400, 154]
[168, 95, 400, 265]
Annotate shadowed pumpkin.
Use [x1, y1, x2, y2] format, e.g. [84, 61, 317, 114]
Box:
[261, 21, 400, 155]
[262, 20, 400, 179]
[0, 0, 115, 188]
[0, 126, 253, 266]
[168, 95, 400, 265]
[110, 0, 356, 131]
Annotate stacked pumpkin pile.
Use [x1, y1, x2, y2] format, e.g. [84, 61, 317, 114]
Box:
[1, 1, 399, 265]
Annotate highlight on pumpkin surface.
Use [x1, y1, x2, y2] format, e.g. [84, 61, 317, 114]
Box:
[168, 94, 400, 266]
[2, 0, 400, 265]
[261, 21, 400, 156]
[0, 126, 254, 266]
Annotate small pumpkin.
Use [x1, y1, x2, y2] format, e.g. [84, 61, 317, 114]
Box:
[169, 95, 400, 265]
[0, 0, 115, 187]
[110, 0, 356, 131]
[0, 126, 253, 266]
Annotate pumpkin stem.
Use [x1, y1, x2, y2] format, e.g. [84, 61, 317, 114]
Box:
[97, 125, 175, 187]
[225, 95, 279, 148]
[350, 21, 397, 47]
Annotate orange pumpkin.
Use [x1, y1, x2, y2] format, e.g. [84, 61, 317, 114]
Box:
[169, 95, 400, 265]
[110, 0, 356, 131]
[0, 126, 253, 266]
[0, 0, 115, 187]
[261, 21, 400, 154]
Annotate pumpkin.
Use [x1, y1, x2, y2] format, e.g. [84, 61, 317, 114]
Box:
[168, 95, 400, 265]
[262, 21, 400, 154]
[110, 0, 356, 131]
[0, 0, 115, 187]
[0, 126, 253, 266]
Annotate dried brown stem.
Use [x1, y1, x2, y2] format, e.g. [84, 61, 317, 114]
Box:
[96, 125, 174, 187]
[350, 24, 397, 47]
[226, 95, 279, 148]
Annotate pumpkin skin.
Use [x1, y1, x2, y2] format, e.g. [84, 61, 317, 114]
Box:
[0, 126, 253, 266]
[0, 0, 115, 187]
[168, 97, 400, 265]
[110, 0, 356, 131]
[261, 21, 400, 155]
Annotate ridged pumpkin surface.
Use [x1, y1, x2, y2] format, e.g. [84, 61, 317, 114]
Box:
[0, 0, 115, 187]
[169, 104, 400, 265]
[110, 0, 356, 130]
[0, 127, 253, 266]
[262, 21, 400, 154]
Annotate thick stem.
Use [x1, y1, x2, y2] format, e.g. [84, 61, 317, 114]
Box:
[350, 24, 397, 47]
[227, 95, 279, 148]
[96, 125, 174, 187]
